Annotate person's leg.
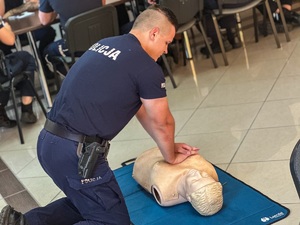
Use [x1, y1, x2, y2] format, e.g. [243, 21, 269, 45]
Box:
[218, 15, 241, 49]
[33, 26, 56, 56]
[25, 198, 84, 225]
[277, 0, 292, 11]
[43, 39, 70, 77]
[33, 26, 57, 78]
[0, 130, 83, 225]
[25, 129, 131, 225]
[116, 4, 134, 34]
[1, 129, 131, 224]
[11, 51, 37, 123]
[200, 13, 233, 56]
[258, 0, 300, 25]
[204, 13, 219, 46]
[279, 0, 300, 25]
[0, 43, 14, 55]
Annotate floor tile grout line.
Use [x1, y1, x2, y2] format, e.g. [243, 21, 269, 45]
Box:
[0, 157, 38, 207]
[4, 190, 28, 199]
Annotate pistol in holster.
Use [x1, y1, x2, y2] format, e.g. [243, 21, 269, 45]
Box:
[77, 141, 110, 179]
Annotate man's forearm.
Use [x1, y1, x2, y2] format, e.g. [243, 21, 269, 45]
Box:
[151, 114, 176, 163]
[136, 105, 176, 163]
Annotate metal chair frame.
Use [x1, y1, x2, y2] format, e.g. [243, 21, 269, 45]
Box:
[159, 0, 218, 68]
[212, 0, 290, 66]
[0, 51, 47, 144]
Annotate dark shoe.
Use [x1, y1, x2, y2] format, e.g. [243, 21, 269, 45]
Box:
[231, 41, 242, 49]
[222, 39, 233, 52]
[290, 11, 300, 26]
[0, 205, 28, 225]
[21, 111, 37, 124]
[274, 8, 300, 26]
[0, 113, 17, 128]
[228, 37, 242, 49]
[227, 28, 242, 49]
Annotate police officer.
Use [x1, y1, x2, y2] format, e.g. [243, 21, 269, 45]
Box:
[0, 4, 199, 225]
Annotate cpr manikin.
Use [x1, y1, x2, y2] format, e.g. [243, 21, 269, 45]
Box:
[132, 147, 223, 216]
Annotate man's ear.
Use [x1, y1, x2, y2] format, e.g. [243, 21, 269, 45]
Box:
[149, 27, 160, 41]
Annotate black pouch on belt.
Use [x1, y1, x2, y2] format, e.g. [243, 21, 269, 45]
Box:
[78, 142, 109, 179]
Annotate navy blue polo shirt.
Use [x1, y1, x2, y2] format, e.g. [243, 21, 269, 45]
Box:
[39, 0, 102, 28]
[48, 33, 167, 140]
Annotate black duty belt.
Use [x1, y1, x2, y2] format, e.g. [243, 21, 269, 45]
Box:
[44, 119, 108, 145]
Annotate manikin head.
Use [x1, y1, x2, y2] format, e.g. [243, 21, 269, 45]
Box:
[184, 169, 223, 216]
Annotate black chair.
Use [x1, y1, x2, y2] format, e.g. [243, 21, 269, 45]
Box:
[159, 0, 218, 68]
[211, 0, 290, 66]
[290, 140, 300, 199]
[0, 51, 47, 144]
[53, 5, 120, 89]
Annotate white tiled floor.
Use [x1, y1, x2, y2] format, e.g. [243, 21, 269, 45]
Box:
[1, 26, 300, 224]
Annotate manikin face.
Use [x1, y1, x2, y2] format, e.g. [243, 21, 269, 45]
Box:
[185, 169, 216, 195]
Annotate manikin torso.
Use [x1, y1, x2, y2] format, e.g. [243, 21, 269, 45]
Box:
[132, 147, 219, 206]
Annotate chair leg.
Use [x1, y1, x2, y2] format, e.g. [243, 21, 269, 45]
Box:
[189, 28, 197, 57]
[27, 77, 48, 116]
[198, 21, 218, 68]
[161, 55, 177, 89]
[174, 35, 186, 66]
[53, 63, 62, 91]
[212, 14, 228, 66]
[178, 36, 187, 66]
[236, 13, 250, 69]
[262, 3, 268, 37]
[10, 80, 24, 144]
[183, 31, 193, 60]
[275, 0, 291, 42]
[264, 0, 281, 48]
[253, 7, 259, 43]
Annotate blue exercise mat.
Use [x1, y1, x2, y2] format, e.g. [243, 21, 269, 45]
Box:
[114, 163, 290, 225]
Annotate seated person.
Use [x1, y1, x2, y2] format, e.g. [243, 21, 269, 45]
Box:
[146, 0, 240, 59]
[0, 0, 56, 78]
[133, 147, 223, 216]
[257, 0, 300, 26]
[0, 19, 38, 127]
[200, 0, 242, 56]
[39, 0, 133, 77]
[115, 3, 134, 35]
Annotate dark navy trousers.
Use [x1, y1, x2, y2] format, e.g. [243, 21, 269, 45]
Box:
[25, 129, 130, 225]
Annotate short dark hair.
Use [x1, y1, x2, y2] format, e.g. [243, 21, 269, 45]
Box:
[147, 4, 178, 31]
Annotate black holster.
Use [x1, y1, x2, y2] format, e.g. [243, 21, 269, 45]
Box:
[78, 141, 110, 179]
